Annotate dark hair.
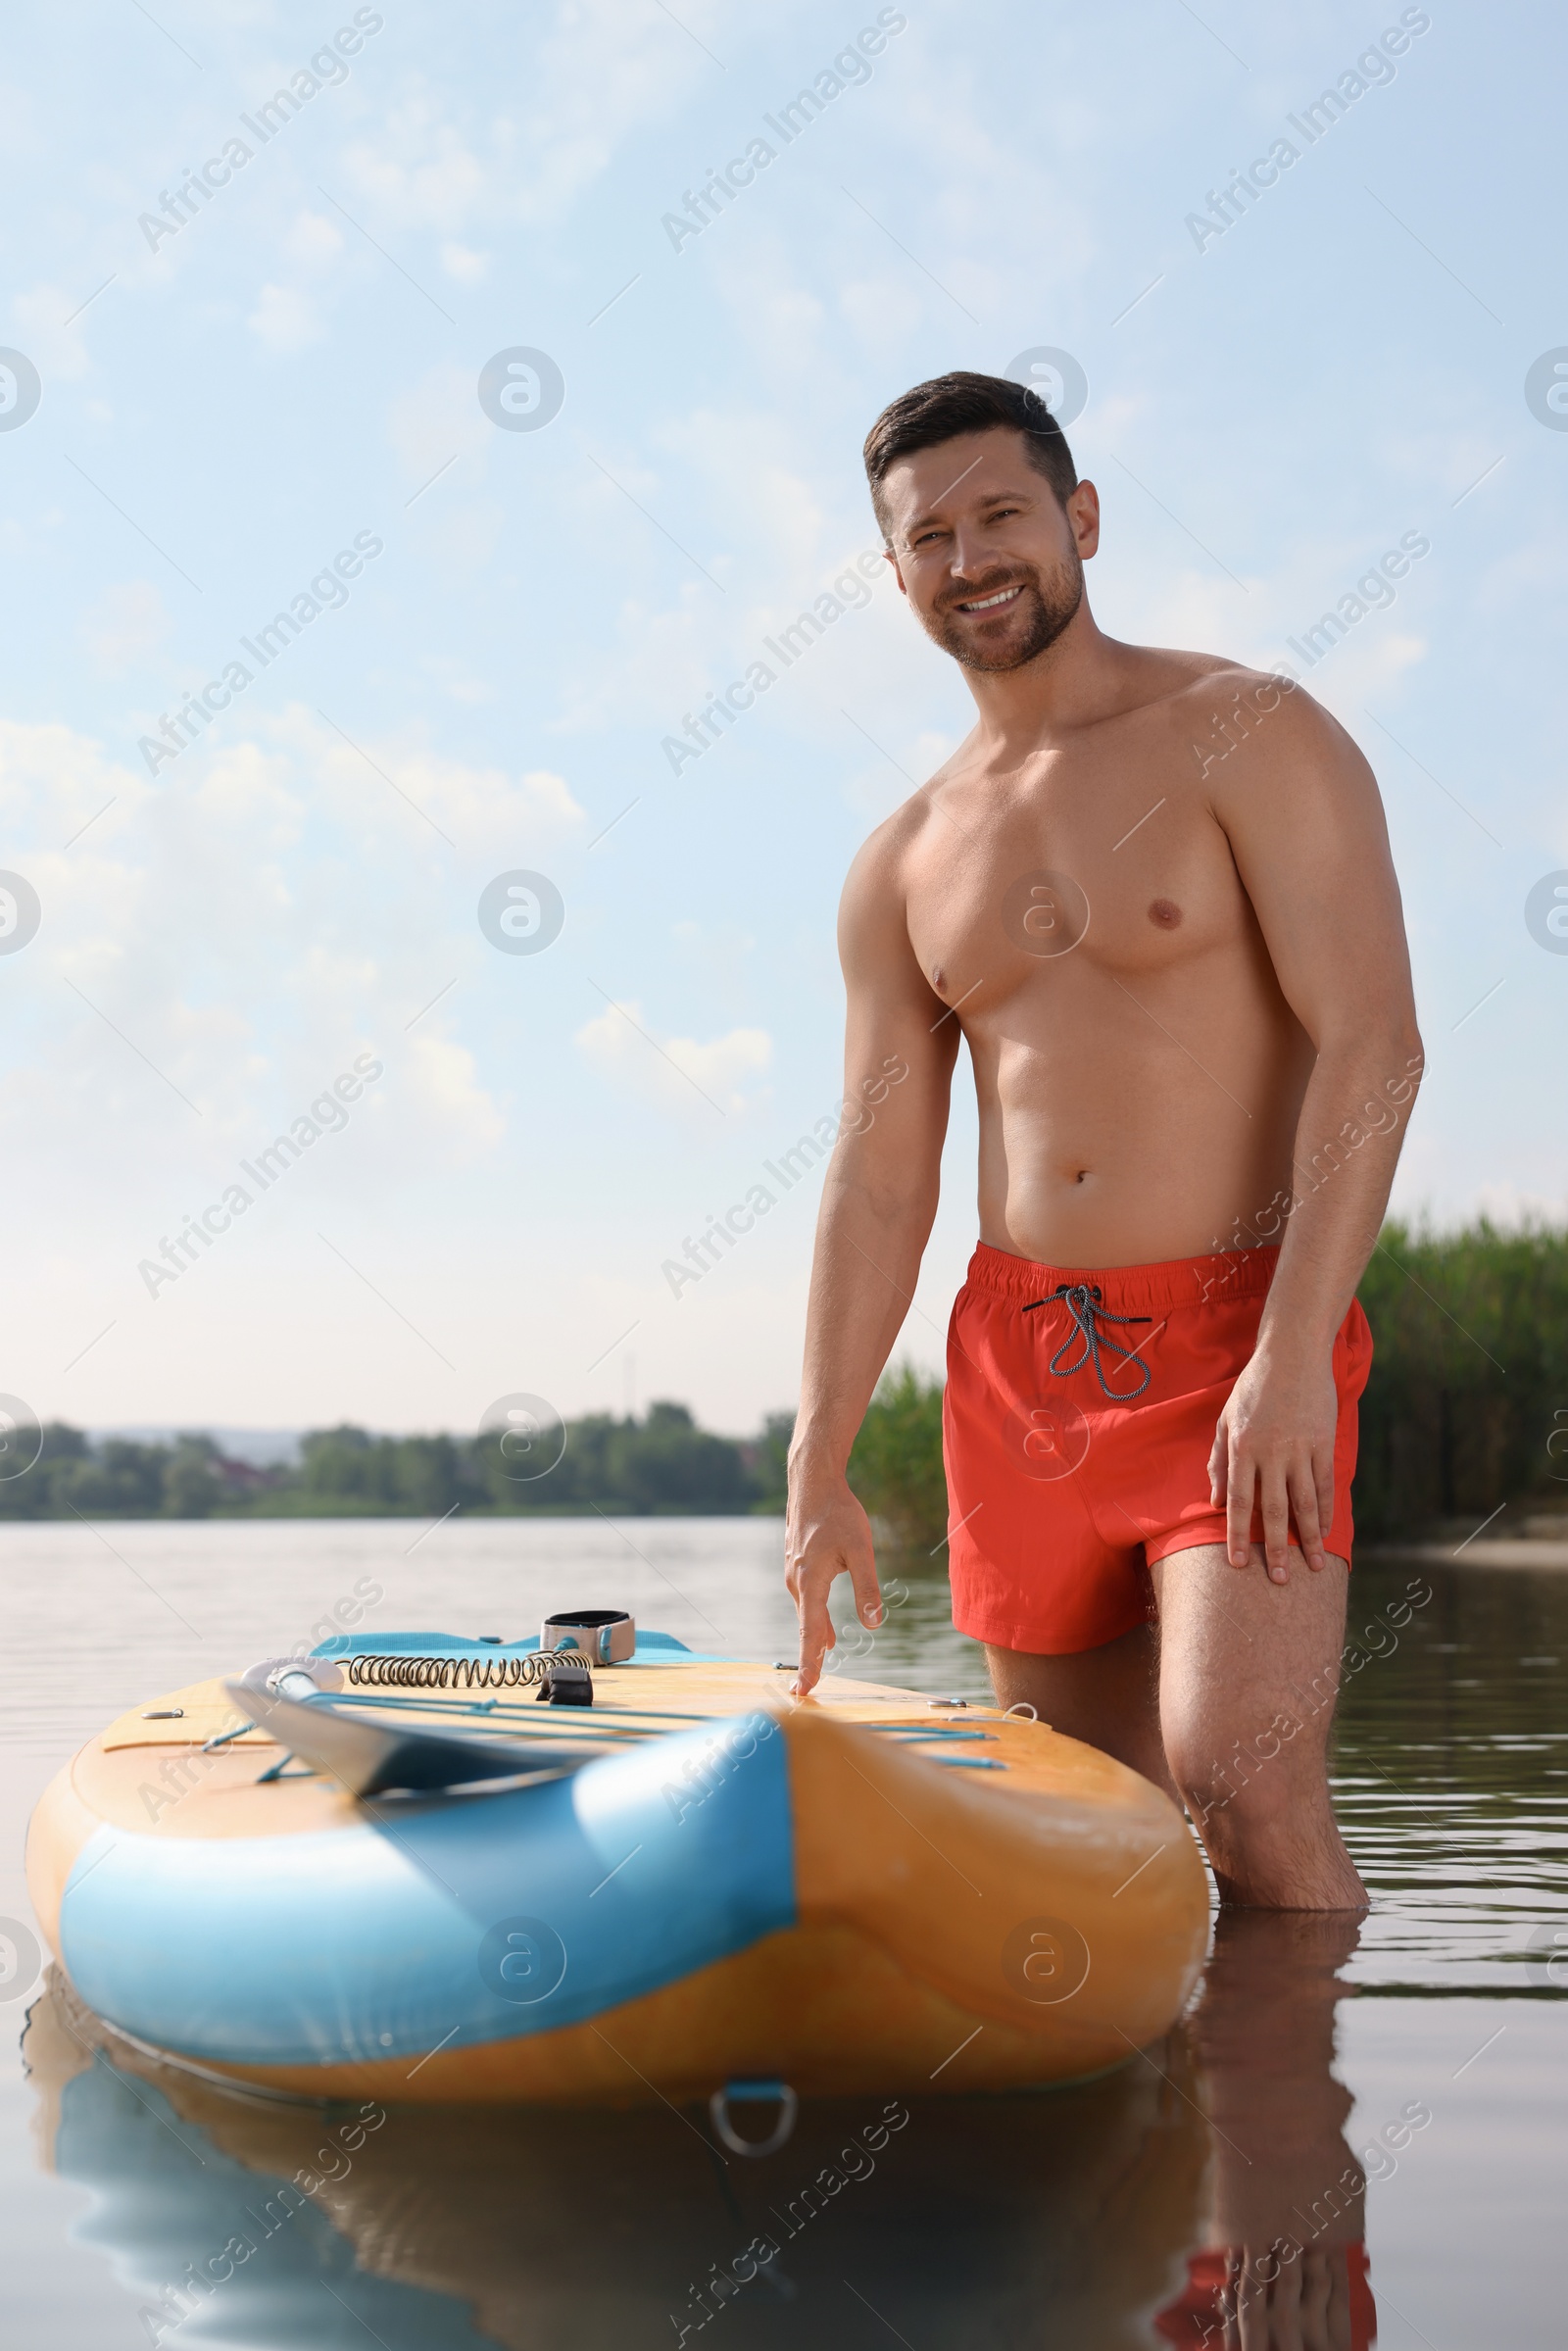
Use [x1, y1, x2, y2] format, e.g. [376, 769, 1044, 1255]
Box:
[862, 370, 1078, 542]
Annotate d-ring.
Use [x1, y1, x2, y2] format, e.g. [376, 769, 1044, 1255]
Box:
[709, 2078, 798, 2158]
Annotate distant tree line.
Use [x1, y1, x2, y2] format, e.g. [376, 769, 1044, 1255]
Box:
[0, 1404, 795, 1522]
[1354, 1219, 1568, 1538]
[7, 1224, 1562, 1538]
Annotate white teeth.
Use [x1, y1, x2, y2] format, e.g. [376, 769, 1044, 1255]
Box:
[960, 585, 1021, 612]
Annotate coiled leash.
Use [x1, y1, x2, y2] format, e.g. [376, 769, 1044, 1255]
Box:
[1022, 1282, 1152, 1399]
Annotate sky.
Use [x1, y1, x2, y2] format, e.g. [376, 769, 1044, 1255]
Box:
[2, 0, 1565, 1445]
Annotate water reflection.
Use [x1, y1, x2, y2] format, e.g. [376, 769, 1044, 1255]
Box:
[28, 1968, 1213, 2347]
[25, 1917, 1395, 2351]
[1155, 1912, 1378, 2349]
[14, 1543, 1568, 2343]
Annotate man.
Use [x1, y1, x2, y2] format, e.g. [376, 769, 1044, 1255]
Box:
[784, 371, 1422, 1910]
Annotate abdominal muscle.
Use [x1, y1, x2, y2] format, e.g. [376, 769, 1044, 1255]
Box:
[969, 1010, 1314, 1271]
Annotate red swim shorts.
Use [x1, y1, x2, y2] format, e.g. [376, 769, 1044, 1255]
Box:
[943, 1243, 1372, 1656]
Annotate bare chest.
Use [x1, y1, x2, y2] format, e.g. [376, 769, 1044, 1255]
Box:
[905, 742, 1257, 1016]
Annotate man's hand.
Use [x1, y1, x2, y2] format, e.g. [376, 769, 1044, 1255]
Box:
[1209, 1347, 1338, 1583]
[1214, 2244, 1352, 2351]
[784, 1473, 883, 1696]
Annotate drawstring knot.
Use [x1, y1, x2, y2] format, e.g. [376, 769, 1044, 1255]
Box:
[1022, 1282, 1152, 1399]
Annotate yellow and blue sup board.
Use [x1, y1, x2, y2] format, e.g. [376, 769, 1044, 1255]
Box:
[25, 1628, 1208, 2105]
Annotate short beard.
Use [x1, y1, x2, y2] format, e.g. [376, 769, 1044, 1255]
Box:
[924, 553, 1084, 672]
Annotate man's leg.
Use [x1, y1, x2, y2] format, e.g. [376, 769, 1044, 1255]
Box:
[984, 1622, 1175, 1797]
[1151, 1543, 1365, 1909]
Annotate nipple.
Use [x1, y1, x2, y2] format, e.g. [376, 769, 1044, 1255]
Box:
[1148, 899, 1183, 929]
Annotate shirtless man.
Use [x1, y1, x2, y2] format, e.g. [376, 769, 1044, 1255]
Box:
[784, 371, 1423, 1910]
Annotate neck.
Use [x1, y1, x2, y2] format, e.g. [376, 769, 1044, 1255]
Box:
[957, 598, 1132, 763]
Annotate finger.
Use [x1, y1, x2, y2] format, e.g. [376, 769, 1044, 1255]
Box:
[790, 1569, 836, 1697]
[848, 1548, 884, 1631]
[1297, 2247, 1332, 2351]
[1232, 2249, 1264, 2351]
[1313, 1447, 1337, 1568]
[1208, 1416, 1229, 1509]
[1259, 1462, 1293, 1583]
[1225, 1445, 1253, 1568]
[1288, 1457, 1326, 1572]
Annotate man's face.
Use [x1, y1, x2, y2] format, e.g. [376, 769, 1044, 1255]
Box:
[879, 426, 1098, 672]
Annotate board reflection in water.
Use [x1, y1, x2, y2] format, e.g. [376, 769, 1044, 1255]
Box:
[26, 1971, 1209, 2347]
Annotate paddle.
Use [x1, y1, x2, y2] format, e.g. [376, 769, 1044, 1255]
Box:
[223, 1677, 608, 1798]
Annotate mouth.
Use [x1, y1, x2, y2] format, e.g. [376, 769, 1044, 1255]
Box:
[954, 582, 1025, 615]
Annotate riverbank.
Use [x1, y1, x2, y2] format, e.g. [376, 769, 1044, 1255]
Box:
[1366, 1539, 1568, 1571]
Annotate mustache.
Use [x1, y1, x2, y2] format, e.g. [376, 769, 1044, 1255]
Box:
[938, 568, 1038, 614]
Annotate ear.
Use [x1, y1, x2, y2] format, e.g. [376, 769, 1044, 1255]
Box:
[884, 546, 908, 599]
[1069, 479, 1101, 561]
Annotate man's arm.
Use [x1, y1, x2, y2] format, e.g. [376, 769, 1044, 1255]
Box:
[1207, 682, 1423, 1582]
[786, 820, 959, 1693]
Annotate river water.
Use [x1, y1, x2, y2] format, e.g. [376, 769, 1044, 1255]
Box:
[1, 1518, 1564, 2347]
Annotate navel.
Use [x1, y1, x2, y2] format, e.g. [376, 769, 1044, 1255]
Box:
[1148, 898, 1183, 929]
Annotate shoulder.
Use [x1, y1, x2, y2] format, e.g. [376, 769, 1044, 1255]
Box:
[1091, 644, 1352, 765]
[842, 736, 977, 903]
[837, 742, 976, 973]
[1155, 660, 1374, 798]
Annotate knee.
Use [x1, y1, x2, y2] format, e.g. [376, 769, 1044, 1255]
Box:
[1167, 1711, 1313, 1842]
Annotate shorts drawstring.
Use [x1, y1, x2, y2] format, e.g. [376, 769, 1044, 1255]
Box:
[1022, 1281, 1152, 1400]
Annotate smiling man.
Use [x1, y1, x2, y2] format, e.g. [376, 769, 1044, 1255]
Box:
[784, 371, 1423, 1908]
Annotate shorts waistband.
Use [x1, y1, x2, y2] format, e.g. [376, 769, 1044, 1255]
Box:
[962, 1241, 1281, 1316]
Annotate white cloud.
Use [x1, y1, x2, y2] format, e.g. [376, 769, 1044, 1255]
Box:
[575, 998, 772, 1119]
[340, 98, 486, 230]
[550, 412, 897, 736]
[441, 241, 488, 282]
[402, 1028, 505, 1157]
[0, 713, 584, 1177]
[252, 706, 586, 855]
[0, 716, 147, 839]
[285, 210, 344, 269]
[247, 283, 321, 353]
